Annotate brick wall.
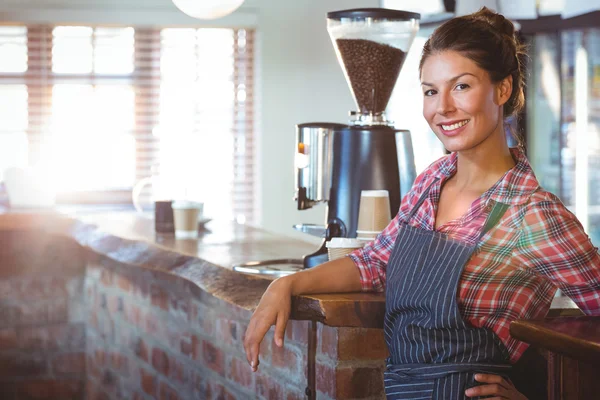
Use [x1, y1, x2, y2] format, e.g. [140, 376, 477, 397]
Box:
[0, 231, 87, 400]
[0, 230, 387, 400]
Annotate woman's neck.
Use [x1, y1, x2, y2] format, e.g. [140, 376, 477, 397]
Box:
[453, 137, 516, 193]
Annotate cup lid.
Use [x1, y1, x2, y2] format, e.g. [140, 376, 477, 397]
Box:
[361, 190, 389, 197]
[326, 238, 365, 248]
[172, 200, 203, 209]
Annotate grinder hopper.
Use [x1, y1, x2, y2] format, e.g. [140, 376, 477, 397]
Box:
[327, 9, 419, 125]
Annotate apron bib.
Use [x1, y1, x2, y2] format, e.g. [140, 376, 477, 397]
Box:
[384, 181, 511, 399]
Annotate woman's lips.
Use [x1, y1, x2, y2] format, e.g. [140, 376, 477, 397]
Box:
[439, 119, 470, 137]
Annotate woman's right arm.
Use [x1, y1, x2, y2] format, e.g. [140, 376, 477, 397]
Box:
[243, 256, 361, 372]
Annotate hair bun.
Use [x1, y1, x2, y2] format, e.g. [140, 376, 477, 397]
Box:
[470, 7, 516, 38]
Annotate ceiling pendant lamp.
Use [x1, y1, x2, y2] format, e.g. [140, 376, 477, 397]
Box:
[172, 0, 245, 20]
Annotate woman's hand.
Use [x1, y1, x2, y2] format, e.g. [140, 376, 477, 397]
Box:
[243, 277, 293, 372]
[465, 373, 527, 399]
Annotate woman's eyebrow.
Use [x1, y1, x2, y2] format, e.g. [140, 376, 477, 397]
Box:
[421, 72, 478, 87]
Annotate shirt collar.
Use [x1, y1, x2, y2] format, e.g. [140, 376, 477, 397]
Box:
[429, 147, 540, 206]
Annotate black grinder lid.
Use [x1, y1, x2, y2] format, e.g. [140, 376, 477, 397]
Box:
[327, 8, 421, 21]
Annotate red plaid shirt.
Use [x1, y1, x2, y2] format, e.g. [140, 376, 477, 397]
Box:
[349, 148, 600, 363]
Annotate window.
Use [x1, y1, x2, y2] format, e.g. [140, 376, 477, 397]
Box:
[0, 24, 256, 223]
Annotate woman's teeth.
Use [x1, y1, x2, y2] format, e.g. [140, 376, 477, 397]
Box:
[442, 120, 469, 131]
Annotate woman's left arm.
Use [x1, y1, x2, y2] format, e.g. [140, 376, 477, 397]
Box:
[514, 193, 600, 315]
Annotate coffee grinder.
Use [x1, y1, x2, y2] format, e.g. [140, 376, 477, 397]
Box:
[294, 8, 421, 268]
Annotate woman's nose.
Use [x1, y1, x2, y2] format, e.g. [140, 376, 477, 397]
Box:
[436, 92, 455, 115]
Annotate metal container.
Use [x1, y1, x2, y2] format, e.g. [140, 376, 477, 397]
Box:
[295, 122, 345, 209]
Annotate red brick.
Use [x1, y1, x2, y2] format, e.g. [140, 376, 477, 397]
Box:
[285, 320, 309, 345]
[216, 318, 239, 347]
[125, 303, 143, 327]
[1, 301, 52, 326]
[100, 269, 113, 286]
[16, 379, 83, 400]
[46, 298, 69, 323]
[170, 297, 189, 318]
[286, 389, 306, 400]
[132, 391, 146, 400]
[145, 311, 164, 338]
[107, 295, 123, 314]
[202, 341, 225, 376]
[319, 324, 338, 359]
[100, 369, 120, 396]
[337, 328, 389, 361]
[48, 276, 70, 297]
[271, 343, 301, 376]
[3, 327, 35, 350]
[89, 310, 99, 330]
[140, 368, 157, 396]
[86, 380, 111, 400]
[116, 275, 132, 292]
[152, 347, 170, 377]
[150, 284, 169, 311]
[188, 303, 215, 336]
[316, 362, 336, 398]
[159, 381, 180, 400]
[0, 353, 47, 377]
[336, 366, 385, 398]
[191, 335, 201, 361]
[315, 363, 385, 399]
[180, 333, 193, 357]
[109, 352, 130, 376]
[167, 357, 188, 385]
[52, 352, 86, 375]
[208, 381, 236, 400]
[87, 356, 103, 380]
[133, 337, 149, 363]
[256, 372, 284, 400]
[47, 323, 85, 350]
[94, 350, 107, 366]
[228, 357, 254, 389]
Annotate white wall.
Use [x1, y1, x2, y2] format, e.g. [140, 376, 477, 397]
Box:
[256, 0, 379, 241]
[0, 0, 381, 241]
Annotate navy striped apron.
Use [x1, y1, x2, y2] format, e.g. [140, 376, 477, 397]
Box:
[384, 181, 511, 399]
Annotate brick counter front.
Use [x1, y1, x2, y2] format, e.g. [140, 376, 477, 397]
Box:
[0, 213, 388, 400]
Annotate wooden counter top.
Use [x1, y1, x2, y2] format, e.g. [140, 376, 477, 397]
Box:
[510, 317, 600, 366]
[0, 210, 385, 328]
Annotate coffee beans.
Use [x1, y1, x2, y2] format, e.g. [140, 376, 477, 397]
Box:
[336, 39, 407, 115]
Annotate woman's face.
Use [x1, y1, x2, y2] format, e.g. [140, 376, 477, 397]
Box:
[420, 50, 510, 153]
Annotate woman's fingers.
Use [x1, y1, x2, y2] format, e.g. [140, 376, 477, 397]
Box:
[474, 373, 510, 389]
[465, 374, 511, 398]
[243, 312, 274, 372]
[273, 310, 289, 348]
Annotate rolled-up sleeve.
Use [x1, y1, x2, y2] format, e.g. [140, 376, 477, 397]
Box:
[348, 175, 426, 292]
[515, 192, 600, 315]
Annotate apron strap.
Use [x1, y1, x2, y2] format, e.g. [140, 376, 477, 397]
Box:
[406, 179, 439, 221]
[406, 178, 510, 238]
[478, 202, 510, 240]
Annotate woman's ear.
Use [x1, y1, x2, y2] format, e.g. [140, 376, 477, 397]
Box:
[496, 75, 513, 106]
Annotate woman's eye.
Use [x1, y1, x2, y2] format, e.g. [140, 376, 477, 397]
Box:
[424, 89, 436, 96]
[455, 83, 469, 90]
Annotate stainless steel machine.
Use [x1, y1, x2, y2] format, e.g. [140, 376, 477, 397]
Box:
[233, 8, 420, 275]
[294, 8, 420, 268]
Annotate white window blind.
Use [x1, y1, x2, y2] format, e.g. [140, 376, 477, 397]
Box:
[0, 24, 256, 223]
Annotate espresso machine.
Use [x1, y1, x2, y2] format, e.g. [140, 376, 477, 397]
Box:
[294, 8, 421, 268]
[232, 8, 420, 276]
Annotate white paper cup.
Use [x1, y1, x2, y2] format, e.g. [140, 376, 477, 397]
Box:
[326, 238, 365, 261]
[356, 229, 380, 239]
[172, 200, 204, 239]
[357, 190, 392, 232]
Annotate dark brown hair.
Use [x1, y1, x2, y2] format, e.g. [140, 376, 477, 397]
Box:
[419, 7, 527, 121]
